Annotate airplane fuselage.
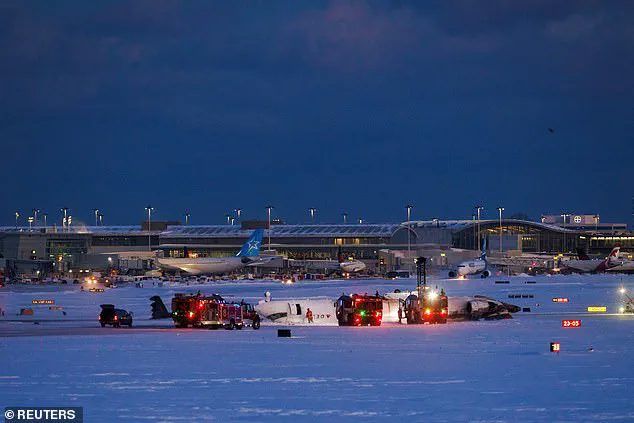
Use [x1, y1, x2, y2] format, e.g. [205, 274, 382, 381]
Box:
[157, 257, 247, 275]
[456, 259, 487, 277]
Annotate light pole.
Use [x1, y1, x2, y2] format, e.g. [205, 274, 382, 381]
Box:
[15, 211, 19, 228]
[98, 213, 103, 226]
[226, 214, 232, 225]
[342, 212, 347, 224]
[61, 208, 69, 232]
[93, 208, 99, 227]
[497, 207, 504, 253]
[358, 217, 363, 224]
[67, 215, 72, 230]
[309, 208, 316, 224]
[146, 206, 154, 251]
[184, 212, 190, 225]
[42, 213, 47, 228]
[475, 205, 484, 249]
[472, 213, 477, 249]
[28, 216, 33, 230]
[431, 218, 440, 245]
[265, 205, 274, 251]
[594, 214, 600, 232]
[560, 213, 570, 253]
[234, 208, 242, 221]
[405, 205, 413, 257]
[33, 209, 40, 226]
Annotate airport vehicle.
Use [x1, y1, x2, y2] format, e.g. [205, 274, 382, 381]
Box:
[171, 293, 260, 329]
[448, 238, 490, 278]
[335, 293, 383, 326]
[98, 304, 133, 327]
[157, 229, 275, 275]
[338, 248, 367, 273]
[403, 287, 448, 324]
[561, 246, 621, 273]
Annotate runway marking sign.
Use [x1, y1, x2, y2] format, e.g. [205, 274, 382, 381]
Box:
[550, 342, 561, 353]
[587, 306, 607, 312]
[552, 297, 569, 303]
[32, 300, 54, 305]
[89, 288, 104, 293]
[49, 306, 63, 311]
[562, 319, 581, 328]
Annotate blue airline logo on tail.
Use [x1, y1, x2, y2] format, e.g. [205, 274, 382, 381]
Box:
[237, 229, 263, 257]
[480, 237, 487, 261]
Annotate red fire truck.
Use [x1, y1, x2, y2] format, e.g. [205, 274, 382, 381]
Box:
[171, 293, 260, 330]
[335, 293, 383, 326]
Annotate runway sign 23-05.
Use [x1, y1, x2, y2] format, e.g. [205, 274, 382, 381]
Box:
[562, 319, 581, 328]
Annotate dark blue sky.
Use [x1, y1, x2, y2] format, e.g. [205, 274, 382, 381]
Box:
[1, 1, 633, 227]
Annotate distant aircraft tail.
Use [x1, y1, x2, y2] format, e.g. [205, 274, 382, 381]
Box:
[338, 247, 345, 263]
[236, 229, 263, 257]
[608, 246, 621, 259]
[479, 237, 487, 261]
[596, 246, 621, 272]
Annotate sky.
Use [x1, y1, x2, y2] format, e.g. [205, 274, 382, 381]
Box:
[1, 1, 633, 227]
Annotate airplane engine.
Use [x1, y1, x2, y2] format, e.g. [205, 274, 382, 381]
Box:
[448, 270, 457, 278]
[481, 270, 491, 278]
[465, 299, 491, 320]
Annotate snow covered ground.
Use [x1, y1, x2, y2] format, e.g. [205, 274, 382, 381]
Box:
[1, 274, 634, 422]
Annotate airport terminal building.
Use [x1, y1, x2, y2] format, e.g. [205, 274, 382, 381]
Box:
[0, 217, 631, 277]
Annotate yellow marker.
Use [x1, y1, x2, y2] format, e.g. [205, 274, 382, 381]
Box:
[587, 306, 607, 312]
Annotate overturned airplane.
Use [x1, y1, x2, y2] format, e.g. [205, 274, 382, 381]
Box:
[255, 290, 520, 326]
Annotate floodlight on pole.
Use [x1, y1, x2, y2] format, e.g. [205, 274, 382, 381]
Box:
[61, 208, 69, 232]
[474, 205, 484, 248]
[405, 205, 413, 257]
[342, 212, 347, 224]
[184, 211, 190, 225]
[93, 208, 100, 227]
[234, 208, 242, 221]
[561, 213, 570, 253]
[15, 211, 19, 228]
[145, 205, 154, 251]
[265, 205, 274, 251]
[497, 207, 505, 253]
[309, 208, 316, 224]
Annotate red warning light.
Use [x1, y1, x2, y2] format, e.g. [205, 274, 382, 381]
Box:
[562, 319, 581, 328]
[550, 342, 561, 353]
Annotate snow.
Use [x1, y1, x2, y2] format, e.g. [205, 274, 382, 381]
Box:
[1, 274, 634, 422]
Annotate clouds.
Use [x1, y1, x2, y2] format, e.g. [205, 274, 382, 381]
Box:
[0, 1, 633, 224]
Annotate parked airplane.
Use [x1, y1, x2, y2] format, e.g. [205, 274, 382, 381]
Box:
[561, 246, 621, 273]
[448, 238, 490, 278]
[338, 248, 367, 273]
[156, 229, 274, 275]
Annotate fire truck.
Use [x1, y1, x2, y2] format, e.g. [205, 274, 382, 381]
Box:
[401, 257, 448, 324]
[403, 287, 448, 324]
[335, 293, 383, 326]
[171, 293, 260, 330]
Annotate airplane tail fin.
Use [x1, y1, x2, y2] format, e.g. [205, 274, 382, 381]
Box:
[338, 247, 344, 263]
[576, 248, 590, 260]
[479, 237, 487, 260]
[236, 229, 263, 257]
[609, 246, 621, 259]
